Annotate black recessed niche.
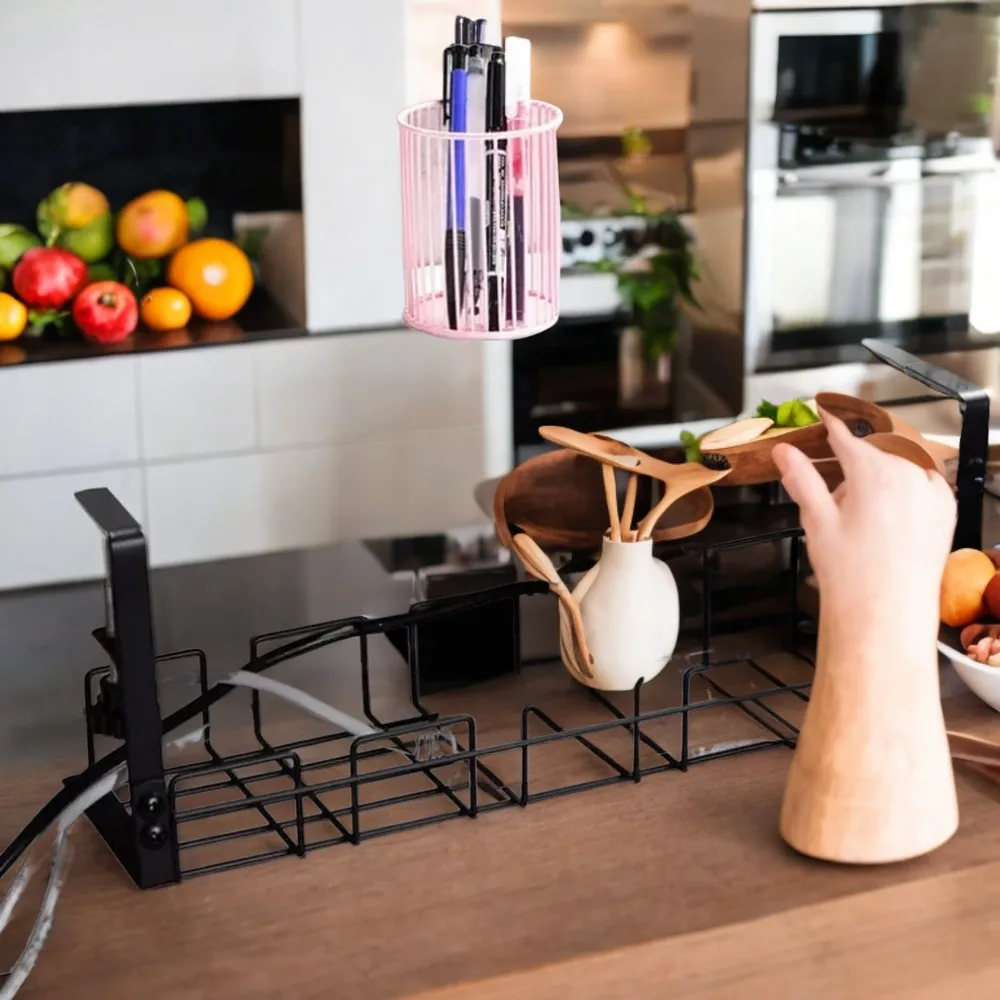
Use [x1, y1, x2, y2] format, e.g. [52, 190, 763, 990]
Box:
[0, 97, 302, 237]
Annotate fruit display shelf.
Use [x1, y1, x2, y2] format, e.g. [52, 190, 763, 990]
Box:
[0, 285, 303, 369]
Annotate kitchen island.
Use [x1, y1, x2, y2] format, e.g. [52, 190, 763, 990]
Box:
[2, 528, 1000, 999]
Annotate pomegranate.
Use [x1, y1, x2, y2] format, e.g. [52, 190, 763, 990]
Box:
[72, 281, 138, 344]
[12, 247, 87, 309]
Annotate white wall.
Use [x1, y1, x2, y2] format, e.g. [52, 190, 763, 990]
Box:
[0, 0, 299, 111]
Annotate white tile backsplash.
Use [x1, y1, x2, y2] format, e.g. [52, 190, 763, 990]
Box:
[257, 332, 484, 449]
[395, 424, 487, 536]
[0, 358, 139, 477]
[145, 449, 336, 567]
[138, 347, 257, 461]
[0, 466, 144, 589]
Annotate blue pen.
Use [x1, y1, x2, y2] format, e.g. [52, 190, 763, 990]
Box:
[445, 45, 469, 329]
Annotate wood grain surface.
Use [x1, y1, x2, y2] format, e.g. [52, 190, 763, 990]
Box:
[1, 666, 999, 1000]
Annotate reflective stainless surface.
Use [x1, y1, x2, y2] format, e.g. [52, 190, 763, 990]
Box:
[688, 0, 1000, 412]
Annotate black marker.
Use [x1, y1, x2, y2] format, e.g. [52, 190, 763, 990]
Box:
[485, 51, 508, 333]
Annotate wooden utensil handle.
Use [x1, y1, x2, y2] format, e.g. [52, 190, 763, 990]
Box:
[602, 464, 621, 543]
[621, 473, 638, 542]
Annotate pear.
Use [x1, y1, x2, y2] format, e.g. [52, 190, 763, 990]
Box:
[57, 212, 115, 263]
[37, 183, 110, 241]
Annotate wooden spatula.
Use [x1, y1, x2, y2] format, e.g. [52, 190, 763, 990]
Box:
[699, 417, 774, 451]
[511, 533, 594, 679]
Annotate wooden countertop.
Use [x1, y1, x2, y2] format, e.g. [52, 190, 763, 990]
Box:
[2, 677, 1000, 1000]
[4, 539, 1000, 998]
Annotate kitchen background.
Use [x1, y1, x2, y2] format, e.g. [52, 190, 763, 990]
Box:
[2, 0, 1000, 591]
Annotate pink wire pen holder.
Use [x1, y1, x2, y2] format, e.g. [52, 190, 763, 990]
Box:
[398, 99, 563, 340]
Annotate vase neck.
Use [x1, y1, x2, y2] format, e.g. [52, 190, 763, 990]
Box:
[599, 537, 654, 571]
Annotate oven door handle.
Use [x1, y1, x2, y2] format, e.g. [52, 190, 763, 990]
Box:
[778, 169, 902, 191]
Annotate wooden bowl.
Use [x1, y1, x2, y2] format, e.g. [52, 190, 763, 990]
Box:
[493, 448, 715, 553]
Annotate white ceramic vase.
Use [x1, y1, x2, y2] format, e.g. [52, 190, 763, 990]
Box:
[568, 537, 680, 691]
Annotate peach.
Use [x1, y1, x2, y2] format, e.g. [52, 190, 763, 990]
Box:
[985, 573, 1000, 620]
[940, 549, 996, 628]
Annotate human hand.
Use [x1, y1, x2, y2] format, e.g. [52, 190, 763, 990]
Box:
[773, 410, 955, 656]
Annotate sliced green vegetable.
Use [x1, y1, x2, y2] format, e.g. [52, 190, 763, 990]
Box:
[680, 430, 702, 464]
[765, 398, 820, 429]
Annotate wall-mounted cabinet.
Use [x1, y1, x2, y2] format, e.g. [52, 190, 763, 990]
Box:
[0, 0, 300, 113]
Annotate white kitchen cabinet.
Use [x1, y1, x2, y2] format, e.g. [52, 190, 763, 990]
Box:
[0, 358, 139, 477]
[300, 0, 405, 331]
[0, 466, 144, 589]
[0, 0, 299, 113]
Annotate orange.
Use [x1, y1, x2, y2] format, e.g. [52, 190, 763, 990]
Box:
[166, 239, 254, 320]
[0, 292, 27, 340]
[117, 190, 189, 259]
[141, 287, 192, 332]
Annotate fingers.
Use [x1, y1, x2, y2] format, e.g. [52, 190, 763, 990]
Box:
[820, 406, 875, 476]
[773, 442, 838, 538]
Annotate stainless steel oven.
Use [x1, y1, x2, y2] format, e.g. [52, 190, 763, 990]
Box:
[689, 0, 1000, 411]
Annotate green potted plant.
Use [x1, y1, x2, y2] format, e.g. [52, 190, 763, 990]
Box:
[562, 127, 700, 407]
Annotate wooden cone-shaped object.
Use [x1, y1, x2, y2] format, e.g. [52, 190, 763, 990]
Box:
[780, 614, 959, 864]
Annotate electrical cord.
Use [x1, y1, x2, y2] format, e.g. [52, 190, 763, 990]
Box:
[0, 620, 359, 883]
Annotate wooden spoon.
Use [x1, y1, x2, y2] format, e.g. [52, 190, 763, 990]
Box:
[511, 533, 595, 679]
[494, 448, 717, 552]
[634, 461, 730, 541]
[538, 427, 730, 542]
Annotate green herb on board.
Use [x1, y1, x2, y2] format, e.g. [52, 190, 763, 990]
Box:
[755, 399, 779, 422]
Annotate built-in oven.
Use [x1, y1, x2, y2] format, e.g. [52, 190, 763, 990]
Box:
[745, 3, 1000, 375]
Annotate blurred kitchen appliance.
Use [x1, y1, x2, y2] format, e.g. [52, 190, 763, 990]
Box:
[688, 0, 1000, 412]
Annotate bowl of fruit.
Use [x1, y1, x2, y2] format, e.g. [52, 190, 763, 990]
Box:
[938, 548, 1000, 713]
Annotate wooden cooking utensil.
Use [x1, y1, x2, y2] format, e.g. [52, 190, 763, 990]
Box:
[814, 392, 893, 437]
[621, 474, 638, 541]
[510, 533, 594, 679]
[699, 422, 832, 486]
[698, 417, 774, 451]
[947, 730, 1000, 769]
[816, 391, 957, 474]
[635, 461, 734, 542]
[493, 449, 717, 552]
[537, 427, 730, 541]
[602, 465, 622, 542]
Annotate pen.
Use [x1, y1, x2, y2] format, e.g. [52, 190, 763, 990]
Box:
[474, 18, 488, 44]
[455, 15, 473, 45]
[505, 36, 531, 325]
[467, 45, 488, 317]
[446, 45, 469, 330]
[486, 50, 508, 333]
[442, 46, 456, 127]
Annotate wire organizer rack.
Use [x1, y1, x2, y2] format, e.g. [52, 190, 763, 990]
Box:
[68, 340, 989, 889]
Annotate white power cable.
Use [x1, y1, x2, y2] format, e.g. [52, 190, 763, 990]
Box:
[0, 726, 205, 999]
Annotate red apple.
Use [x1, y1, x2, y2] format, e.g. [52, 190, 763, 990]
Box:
[12, 247, 87, 309]
[72, 281, 138, 344]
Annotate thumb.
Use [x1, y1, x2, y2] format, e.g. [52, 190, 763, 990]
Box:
[773, 443, 838, 539]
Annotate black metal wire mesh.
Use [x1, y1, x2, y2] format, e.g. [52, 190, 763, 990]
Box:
[83, 528, 814, 882]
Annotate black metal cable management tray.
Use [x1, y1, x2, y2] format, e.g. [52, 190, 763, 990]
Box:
[63, 340, 990, 889]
